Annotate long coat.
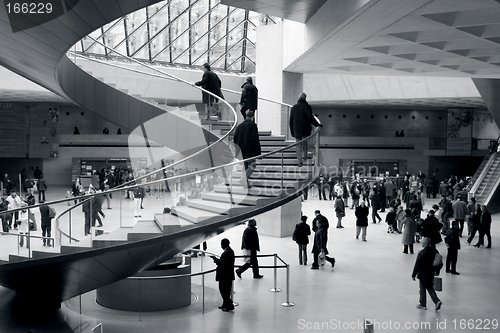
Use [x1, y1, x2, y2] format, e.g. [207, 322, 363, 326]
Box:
[312, 227, 328, 255]
[214, 246, 235, 282]
[355, 205, 369, 227]
[241, 225, 260, 251]
[240, 81, 258, 110]
[195, 70, 222, 105]
[294, 221, 311, 245]
[233, 119, 261, 159]
[412, 246, 439, 284]
[289, 99, 320, 138]
[401, 216, 417, 245]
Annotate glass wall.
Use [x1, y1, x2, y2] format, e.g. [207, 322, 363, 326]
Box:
[72, 0, 280, 73]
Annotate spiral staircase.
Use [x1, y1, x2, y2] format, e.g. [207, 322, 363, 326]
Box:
[0, 0, 320, 307]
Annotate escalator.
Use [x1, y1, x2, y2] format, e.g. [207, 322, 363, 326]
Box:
[469, 152, 500, 213]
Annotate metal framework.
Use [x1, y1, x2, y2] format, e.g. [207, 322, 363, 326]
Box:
[74, 0, 278, 73]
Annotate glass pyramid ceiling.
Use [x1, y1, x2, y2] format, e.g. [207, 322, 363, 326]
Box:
[72, 0, 280, 73]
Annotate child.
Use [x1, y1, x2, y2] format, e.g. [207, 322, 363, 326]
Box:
[385, 206, 396, 233]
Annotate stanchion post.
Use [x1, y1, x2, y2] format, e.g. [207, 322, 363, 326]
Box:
[269, 253, 282, 292]
[280, 264, 294, 307]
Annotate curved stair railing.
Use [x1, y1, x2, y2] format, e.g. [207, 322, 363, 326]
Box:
[0, 51, 320, 306]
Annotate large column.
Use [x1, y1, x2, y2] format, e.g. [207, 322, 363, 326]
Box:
[256, 21, 305, 136]
[255, 196, 302, 238]
[473, 78, 500, 128]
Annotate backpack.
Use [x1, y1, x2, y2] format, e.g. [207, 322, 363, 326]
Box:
[48, 207, 56, 219]
[433, 252, 443, 266]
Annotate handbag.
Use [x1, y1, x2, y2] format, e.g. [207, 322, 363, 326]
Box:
[433, 276, 442, 292]
[319, 250, 326, 266]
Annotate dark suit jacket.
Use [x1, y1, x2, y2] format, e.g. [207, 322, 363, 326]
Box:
[240, 82, 258, 110]
[289, 99, 320, 138]
[241, 225, 260, 251]
[412, 246, 439, 283]
[214, 246, 235, 282]
[233, 119, 261, 159]
[195, 70, 222, 104]
[39, 205, 51, 225]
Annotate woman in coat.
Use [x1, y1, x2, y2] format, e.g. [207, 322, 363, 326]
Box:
[401, 208, 417, 254]
[311, 220, 335, 269]
[355, 201, 369, 241]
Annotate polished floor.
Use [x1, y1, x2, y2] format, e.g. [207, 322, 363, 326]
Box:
[1, 186, 499, 333]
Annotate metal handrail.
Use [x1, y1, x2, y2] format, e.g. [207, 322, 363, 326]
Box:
[468, 152, 497, 199]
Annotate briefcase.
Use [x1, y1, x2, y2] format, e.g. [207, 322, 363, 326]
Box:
[433, 276, 442, 292]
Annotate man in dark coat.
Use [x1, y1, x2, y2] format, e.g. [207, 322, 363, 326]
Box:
[445, 220, 460, 274]
[474, 205, 491, 248]
[233, 111, 261, 188]
[412, 237, 443, 310]
[211, 238, 235, 311]
[421, 210, 443, 247]
[37, 177, 48, 202]
[370, 189, 382, 223]
[355, 201, 369, 241]
[294, 215, 311, 265]
[236, 219, 263, 279]
[289, 92, 321, 167]
[39, 203, 53, 246]
[239, 77, 258, 119]
[311, 219, 335, 269]
[194, 63, 223, 120]
[312, 210, 329, 240]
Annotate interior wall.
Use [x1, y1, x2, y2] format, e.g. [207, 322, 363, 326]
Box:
[428, 156, 484, 180]
[313, 107, 448, 138]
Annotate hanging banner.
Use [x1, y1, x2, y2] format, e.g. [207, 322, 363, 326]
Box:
[446, 108, 473, 156]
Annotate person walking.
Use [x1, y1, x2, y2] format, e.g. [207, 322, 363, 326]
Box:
[39, 203, 54, 246]
[233, 111, 261, 189]
[453, 195, 469, 237]
[445, 220, 460, 274]
[334, 194, 345, 228]
[194, 63, 223, 120]
[210, 238, 235, 312]
[235, 219, 263, 279]
[467, 198, 482, 245]
[311, 219, 335, 269]
[293, 215, 311, 265]
[312, 210, 329, 242]
[289, 92, 321, 167]
[355, 201, 369, 241]
[370, 189, 382, 223]
[474, 205, 491, 248]
[401, 209, 417, 254]
[412, 237, 443, 311]
[239, 76, 258, 120]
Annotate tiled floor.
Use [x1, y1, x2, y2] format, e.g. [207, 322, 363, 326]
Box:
[1, 187, 499, 333]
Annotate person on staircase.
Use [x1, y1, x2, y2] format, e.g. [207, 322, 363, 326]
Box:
[289, 92, 321, 167]
[194, 63, 223, 120]
[239, 76, 258, 120]
[233, 111, 261, 189]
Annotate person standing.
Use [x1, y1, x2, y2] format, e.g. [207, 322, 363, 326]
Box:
[37, 177, 48, 202]
[39, 203, 54, 246]
[6, 191, 23, 228]
[293, 215, 311, 265]
[239, 77, 258, 120]
[235, 219, 263, 279]
[34, 166, 43, 180]
[334, 194, 345, 228]
[412, 237, 443, 311]
[350, 181, 360, 209]
[445, 220, 460, 274]
[453, 195, 469, 237]
[312, 210, 329, 242]
[385, 178, 395, 208]
[420, 210, 443, 248]
[440, 195, 453, 234]
[402, 209, 416, 254]
[194, 63, 223, 120]
[318, 174, 327, 200]
[233, 111, 261, 189]
[82, 197, 92, 236]
[210, 238, 235, 312]
[355, 201, 369, 241]
[474, 205, 491, 248]
[289, 92, 321, 167]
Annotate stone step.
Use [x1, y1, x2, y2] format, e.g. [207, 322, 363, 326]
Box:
[213, 185, 281, 197]
[170, 206, 223, 223]
[201, 192, 271, 206]
[187, 198, 250, 215]
[223, 178, 298, 188]
[231, 171, 309, 180]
